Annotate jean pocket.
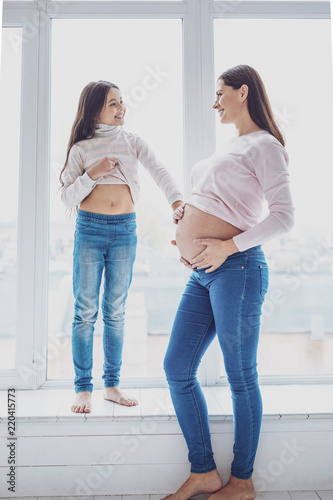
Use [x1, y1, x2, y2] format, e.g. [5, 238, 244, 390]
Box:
[221, 257, 246, 270]
[76, 218, 93, 230]
[124, 221, 137, 233]
[222, 263, 246, 270]
[259, 264, 269, 300]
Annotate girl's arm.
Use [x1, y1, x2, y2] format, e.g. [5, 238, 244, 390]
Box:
[135, 136, 183, 206]
[232, 141, 295, 252]
[60, 144, 98, 209]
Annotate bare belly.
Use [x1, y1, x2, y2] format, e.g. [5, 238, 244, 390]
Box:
[175, 204, 243, 263]
[79, 184, 134, 215]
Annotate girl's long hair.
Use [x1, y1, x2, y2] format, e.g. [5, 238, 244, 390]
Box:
[59, 80, 119, 185]
[218, 65, 285, 146]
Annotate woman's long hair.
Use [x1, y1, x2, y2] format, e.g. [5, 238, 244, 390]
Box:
[218, 65, 285, 146]
[59, 80, 120, 185]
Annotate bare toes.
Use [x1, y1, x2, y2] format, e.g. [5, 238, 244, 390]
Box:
[126, 398, 138, 405]
[123, 398, 135, 406]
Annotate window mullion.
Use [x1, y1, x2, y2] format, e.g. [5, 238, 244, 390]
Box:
[33, 5, 52, 389]
[194, 0, 221, 386]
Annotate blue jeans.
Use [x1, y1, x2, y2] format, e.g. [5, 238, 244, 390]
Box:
[72, 210, 137, 393]
[164, 245, 269, 479]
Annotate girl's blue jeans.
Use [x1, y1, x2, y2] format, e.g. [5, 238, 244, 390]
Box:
[72, 209, 137, 393]
[164, 245, 269, 480]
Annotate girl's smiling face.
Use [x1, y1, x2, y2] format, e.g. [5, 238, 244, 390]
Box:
[97, 87, 126, 126]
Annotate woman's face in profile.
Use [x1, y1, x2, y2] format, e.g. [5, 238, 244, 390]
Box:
[213, 79, 244, 125]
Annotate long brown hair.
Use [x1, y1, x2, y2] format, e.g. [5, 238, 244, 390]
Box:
[59, 80, 120, 185]
[218, 65, 285, 147]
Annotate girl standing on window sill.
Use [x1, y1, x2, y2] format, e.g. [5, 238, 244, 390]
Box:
[59, 80, 183, 414]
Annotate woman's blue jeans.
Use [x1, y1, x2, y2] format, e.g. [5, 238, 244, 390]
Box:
[164, 245, 269, 479]
[72, 210, 137, 393]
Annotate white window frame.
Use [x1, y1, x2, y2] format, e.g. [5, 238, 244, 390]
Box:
[1, 0, 332, 390]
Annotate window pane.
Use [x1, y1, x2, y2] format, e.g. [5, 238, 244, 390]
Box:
[52, 0, 181, 2]
[213, 0, 324, 2]
[214, 18, 333, 377]
[48, 19, 183, 382]
[0, 28, 22, 370]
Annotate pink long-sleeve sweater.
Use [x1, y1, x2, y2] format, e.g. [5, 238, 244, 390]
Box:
[186, 130, 295, 252]
[60, 124, 183, 208]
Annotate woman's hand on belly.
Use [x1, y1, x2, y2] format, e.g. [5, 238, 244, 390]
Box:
[190, 238, 239, 273]
[171, 239, 193, 270]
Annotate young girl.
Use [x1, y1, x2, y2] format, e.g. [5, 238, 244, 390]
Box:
[59, 80, 183, 414]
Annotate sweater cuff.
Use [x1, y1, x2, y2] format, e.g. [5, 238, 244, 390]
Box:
[168, 193, 184, 206]
[81, 172, 97, 188]
[232, 233, 249, 253]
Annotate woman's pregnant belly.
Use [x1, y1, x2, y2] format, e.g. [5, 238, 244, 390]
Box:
[175, 204, 243, 263]
[79, 184, 134, 215]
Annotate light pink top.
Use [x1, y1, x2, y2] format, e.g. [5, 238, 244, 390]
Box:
[60, 124, 183, 208]
[187, 130, 295, 252]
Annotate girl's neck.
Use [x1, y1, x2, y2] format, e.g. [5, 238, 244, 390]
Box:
[94, 123, 121, 137]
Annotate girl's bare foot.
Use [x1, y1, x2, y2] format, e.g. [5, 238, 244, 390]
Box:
[71, 391, 92, 413]
[161, 469, 223, 500]
[103, 386, 138, 406]
[207, 475, 255, 500]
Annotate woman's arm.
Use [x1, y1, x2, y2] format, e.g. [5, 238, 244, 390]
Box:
[189, 142, 295, 273]
[135, 136, 183, 207]
[232, 142, 295, 252]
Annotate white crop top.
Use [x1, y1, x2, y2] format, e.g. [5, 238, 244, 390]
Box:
[187, 130, 295, 252]
[60, 124, 183, 208]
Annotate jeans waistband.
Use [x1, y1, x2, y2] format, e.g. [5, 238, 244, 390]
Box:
[77, 210, 136, 223]
[240, 244, 262, 254]
[194, 244, 264, 275]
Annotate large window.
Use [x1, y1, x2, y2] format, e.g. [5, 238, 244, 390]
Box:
[214, 18, 333, 378]
[48, 19, 184, 382]
[1, 0, 332, 389]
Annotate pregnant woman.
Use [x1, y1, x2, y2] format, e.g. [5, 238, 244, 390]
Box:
[163, 65, 295, 500]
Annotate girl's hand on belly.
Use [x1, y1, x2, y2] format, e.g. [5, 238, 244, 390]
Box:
[172, 203, 185, 224]
[191, 238, 239, 273]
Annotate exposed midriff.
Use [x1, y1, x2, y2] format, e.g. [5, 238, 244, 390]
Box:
[175, 203, 243, 263]
[79, 184, 134, 215]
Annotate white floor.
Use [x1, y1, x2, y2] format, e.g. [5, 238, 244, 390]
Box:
[4, 492, 333, 499]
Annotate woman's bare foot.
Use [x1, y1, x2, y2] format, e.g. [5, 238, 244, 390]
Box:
[207, 475, 255, 500]
[103, 386, 138, 406]
[161, 469, 223, 500]
[71, 391, 92, 413]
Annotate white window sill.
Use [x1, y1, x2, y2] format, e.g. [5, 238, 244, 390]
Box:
[1, 384, 333, 422]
